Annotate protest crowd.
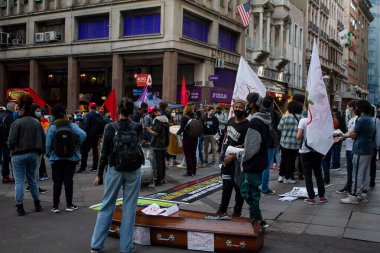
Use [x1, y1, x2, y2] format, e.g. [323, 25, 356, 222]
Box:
[1, 89, 379, 252]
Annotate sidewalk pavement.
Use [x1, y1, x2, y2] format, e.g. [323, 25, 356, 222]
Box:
[0, 152, 379, 253]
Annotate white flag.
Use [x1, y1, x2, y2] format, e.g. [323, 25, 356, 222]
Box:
[306, 40, 334, 155]
[229, 56, 266, 118]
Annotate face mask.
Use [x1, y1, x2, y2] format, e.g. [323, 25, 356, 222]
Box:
[35, 112, 42, 118]
[234, 110, 245, 118]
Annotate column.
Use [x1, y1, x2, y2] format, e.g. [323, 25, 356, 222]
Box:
[28, 0, 35, 13]
[112, 54, 124, 104]
[259, 11, 263, 49]
[42, 0, 49, 11]
[162, 51, 178, 103]
[66, 0, 73, 8]
[285, 25, 289, 57]
[279, 24, 284, 57]
[29, 60, 42, 96]
[271, 26, 275, 52]
[266, 14, 271, 52]
[16, 0, 21, 15]
[248, 12, 254, 47]
[54, 0, 60, 9]
[6, 0, 11, 16]
[0, 63, 6, 102]
[67, 57, 80, 113]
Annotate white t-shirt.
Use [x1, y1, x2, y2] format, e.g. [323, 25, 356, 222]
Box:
[298, 118, 310, 154]
[345, 115, 357, 151]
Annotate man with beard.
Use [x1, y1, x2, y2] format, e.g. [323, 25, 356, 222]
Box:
[216, 100, 249, 217]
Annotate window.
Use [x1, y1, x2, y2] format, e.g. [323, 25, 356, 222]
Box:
[183, 13, 209, 42]
[218, 27, 238, 52]
[78, 16, 109, 40]
[299, 28, 303, 49]
[294, 24, 298, 48]
[124, 12, 160, 36]
[299, 65, 302, 86]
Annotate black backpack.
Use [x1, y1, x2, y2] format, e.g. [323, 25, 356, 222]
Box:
[112, 122, 145, 171]
[185, 118, 203, 138]
[52, 123, 77, 158]
[89, 113, 107, 136]
[0, 114, 9, 144]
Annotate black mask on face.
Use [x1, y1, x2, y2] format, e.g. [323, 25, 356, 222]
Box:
[234, 110, 245, 118]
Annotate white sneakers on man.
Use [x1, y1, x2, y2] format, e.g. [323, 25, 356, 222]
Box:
[340, 195, 359, 204]
[277, 176, 284, 182]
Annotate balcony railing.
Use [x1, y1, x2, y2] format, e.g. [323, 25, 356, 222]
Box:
[319, 30, 329, 41]
[337, 21, 344, 31]
[320, 3, 330, 15]
[310, 0, 320, 7]
[308, 21, 319, 35]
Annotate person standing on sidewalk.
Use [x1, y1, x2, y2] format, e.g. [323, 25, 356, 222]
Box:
[8, 94, 45, 216]
[341, 100, 375, 205]
[91, 98, 144, 253]
[331, 106, 347, 170]
[177, 102, 198, 177]
[46, 104, 86, 213]
[277, 101, 303, 184]
[0, 103, 15, 184]
[260, 96, 281, 195]
[236, 93, 271, 227]
[78, 102, 105, 173]
[336, 100, 357, 194]
[297, 115, 328, 205]
[215, 106, 228, 154]
[147, 107, 169, 186]
[216, 100, 249, 217]
[203, 106, 219, 165]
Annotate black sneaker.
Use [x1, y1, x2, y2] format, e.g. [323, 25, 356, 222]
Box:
[51, 207, 60, 213]
[260, 220, 269, 228]
[370, 181, 375, 188]
[16, 204, 25, 216]
[25, 186, 30, 192]
[34, 200, 42, 212]
[336, 187, 350, 194]
[262, 189, 276, 195]
[66, 205, 79, 212]
[91, 168, 97, 172]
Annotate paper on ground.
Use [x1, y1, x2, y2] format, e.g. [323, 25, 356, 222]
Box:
[278, 196, 298, 202]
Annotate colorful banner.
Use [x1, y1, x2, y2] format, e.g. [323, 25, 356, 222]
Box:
[176, 86, 202, 102]
[210, 89, 233, 103]
[7, 88, 47, 108]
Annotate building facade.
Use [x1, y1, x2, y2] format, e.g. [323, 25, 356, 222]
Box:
[0, 0, 246, 112]
[341, 0, 373, 106]
[368, 0, 380, 105]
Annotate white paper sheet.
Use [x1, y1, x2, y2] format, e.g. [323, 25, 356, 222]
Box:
[141, 203, 164, 215]
[159, 204, 179, 216]
[187, 232, 215, 252]
[225, 146, 244, 155]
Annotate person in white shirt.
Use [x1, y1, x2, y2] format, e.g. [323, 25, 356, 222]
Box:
[336, 100, 357, 194]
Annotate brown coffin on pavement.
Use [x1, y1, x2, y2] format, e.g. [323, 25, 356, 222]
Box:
[110, 206, 264, 252]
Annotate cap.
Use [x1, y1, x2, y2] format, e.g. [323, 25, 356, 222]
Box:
[139, 102, 148, 109]
[246, 93, 263, 107]
[147, 106, 157, 113]
[0, 106, 6, 111]
[234, 99, 246, 107]
[89, 102, 97, 108]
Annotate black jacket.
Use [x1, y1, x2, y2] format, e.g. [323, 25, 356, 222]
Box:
[176, 113, 195, 139]
[97, 119, 143, 179]
[0, 110, 15, 144]
[151, 115, 170, 150]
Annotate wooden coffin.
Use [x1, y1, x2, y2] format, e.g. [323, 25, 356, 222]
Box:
[110, 206, 264, 252]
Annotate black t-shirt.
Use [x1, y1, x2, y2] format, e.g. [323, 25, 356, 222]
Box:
[203, 116, 219, 135]
[222, 117, 249, 159]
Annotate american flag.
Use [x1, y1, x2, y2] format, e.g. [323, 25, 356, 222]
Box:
[237, 1, 251, 27]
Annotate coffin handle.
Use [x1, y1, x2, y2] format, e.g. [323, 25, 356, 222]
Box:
[226, 240, 246, 248]
[156, 233, 175, 241]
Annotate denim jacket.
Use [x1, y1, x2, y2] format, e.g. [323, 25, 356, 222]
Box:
[46, 118, 87, 162]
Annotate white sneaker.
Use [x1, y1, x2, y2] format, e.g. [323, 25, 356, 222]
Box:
[360, 193, 369, 203]
[177, 164, 186, 169]
[277, 176, 284, 182]
[330, 168, 341, 171]
[283, 179, 297, 184]
[340, 195, 359, 204]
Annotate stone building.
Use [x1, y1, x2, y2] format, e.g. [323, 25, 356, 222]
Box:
[367, 0, 379, 104]
[0, 0, 245, 112]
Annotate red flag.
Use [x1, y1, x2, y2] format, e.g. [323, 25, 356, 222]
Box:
[181, 76, 188, 107]
[104, 89, 118, 121]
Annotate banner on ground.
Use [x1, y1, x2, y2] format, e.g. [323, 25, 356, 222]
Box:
[306, 40, 334, 155]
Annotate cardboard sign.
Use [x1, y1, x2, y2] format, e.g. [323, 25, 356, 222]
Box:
[135, 74, 152, 87]
[187, 232, 214, 252]
[133, 226, 151, 245]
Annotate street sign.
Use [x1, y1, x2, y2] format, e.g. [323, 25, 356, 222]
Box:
[208, 75, 219, 81]
[135, 74, 152, 87]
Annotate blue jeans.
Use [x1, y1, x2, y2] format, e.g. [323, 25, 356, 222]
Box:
[91, 166, 141, 253]
[321, 148, 331, 180]
[197, 134, 205, 164]
[346, 150, 353, 190]
[1, 144, 11, 178]
[11, 152, 40, 204]
[274, 144, 281, 165]
[331, 141, 342, 169]
[262, 148, 275, 193]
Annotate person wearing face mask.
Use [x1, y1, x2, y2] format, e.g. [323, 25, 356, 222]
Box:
[147, 107, 169, 185]
[32, 105, 49, 183]
[202, 106, 219, 165]
[216, 100, 249, 217]
[215, 106, 228, 153]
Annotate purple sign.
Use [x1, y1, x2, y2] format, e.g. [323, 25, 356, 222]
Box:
[176, 86, 202, 102]
[210, 89, 233, 103]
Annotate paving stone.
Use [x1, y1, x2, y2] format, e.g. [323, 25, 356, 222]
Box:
[285, 204, 320, 215]
[267, 221, 308, 234]
[261, 203, 289, 212]
[316, 208, 352, 218]
[262, 210, 282, 220]
[343, 228, 380, 243]
[305, 224, 345, 237]
[347, 212, 380, 232]
[277, 212, 313, 223]
[352, 206, 380, 215]
[311, 215, 349, 227]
